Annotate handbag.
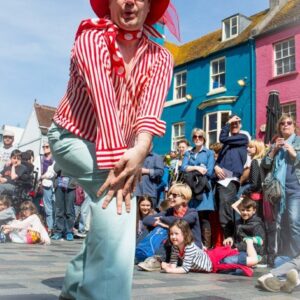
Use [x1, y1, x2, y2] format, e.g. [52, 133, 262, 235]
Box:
[262, 171, 282, 206]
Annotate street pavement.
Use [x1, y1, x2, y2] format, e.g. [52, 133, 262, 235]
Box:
[0, 240, 299, 300]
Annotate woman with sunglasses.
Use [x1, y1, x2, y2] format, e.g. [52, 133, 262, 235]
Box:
[180, 128, 215, 248]
[262, 114, 300, 259]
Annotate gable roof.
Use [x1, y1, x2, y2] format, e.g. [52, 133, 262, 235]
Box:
[259, 0, 300, 35]
[34, 102, 56, 134]
[165, 10, 269, 67]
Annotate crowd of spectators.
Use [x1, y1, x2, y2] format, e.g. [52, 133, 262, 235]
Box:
[0, 113, 300, 294]
[0, 130, 90, 244]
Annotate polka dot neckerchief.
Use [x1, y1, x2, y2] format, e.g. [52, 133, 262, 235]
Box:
[75, 17, 163, 78]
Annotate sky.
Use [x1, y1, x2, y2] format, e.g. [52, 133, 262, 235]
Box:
[0, 0, 269, 128]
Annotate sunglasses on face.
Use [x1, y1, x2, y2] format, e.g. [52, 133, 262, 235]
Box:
[231, 121, 241, 125]
[42, 145, 50, 148]
[193, 135, 204, 140]
[3, 136, 13, 139]
[168, 193, 181, 199]
[280, 121, 293, 126]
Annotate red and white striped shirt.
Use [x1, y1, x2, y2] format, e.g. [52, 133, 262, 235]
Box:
[54, 20, 173, 169]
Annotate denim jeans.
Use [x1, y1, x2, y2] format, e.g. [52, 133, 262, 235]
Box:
[43, 186, 55, 230]
[54, 187, 76, 234]
[48, 123, 136, 300]
[278, 191, 300, 257]
[75, 192, 91, 232]
[271, 254, 300, 278]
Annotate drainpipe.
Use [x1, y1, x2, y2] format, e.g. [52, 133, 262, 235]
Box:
[249, 37, 256, 137]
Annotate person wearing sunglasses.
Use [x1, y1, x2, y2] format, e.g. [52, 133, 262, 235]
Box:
[180, 128, 215, 248]
[0, 129, 16, 172]
[261, 114, 300, 259]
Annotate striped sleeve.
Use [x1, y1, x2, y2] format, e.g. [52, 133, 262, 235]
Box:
[169, 246, 179, 266]
[134, 45, 173, 137]
[74, 30, 127, 169]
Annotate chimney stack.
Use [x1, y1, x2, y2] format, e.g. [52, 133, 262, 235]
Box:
[270, 0, 287, 10]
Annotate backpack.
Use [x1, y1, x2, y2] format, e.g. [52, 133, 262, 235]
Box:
[135, 226, 168, 262]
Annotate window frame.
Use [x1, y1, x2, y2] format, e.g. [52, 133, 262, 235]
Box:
[171, 122, 186, 150]
[222, 16, 239, 41]
[280, 102, 297, 120]
[274, 37, 296, 76]
[173, 70, 187, 100]
[210, 57, 226, 92]
[203, 110, 231, 147]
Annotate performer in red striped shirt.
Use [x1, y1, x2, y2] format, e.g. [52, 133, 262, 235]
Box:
[48, 0, 176, 299]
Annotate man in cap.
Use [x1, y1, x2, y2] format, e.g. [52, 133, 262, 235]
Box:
[214, 115, 248, 239]
[0, 129, 16, 172]
[48, 0, 174, 299]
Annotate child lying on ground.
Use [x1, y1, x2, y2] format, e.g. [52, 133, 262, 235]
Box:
[223, 196, 265, 267]
[161, 219, 255, 276]
[161, 219, 212, 273]
[2, 201, 50, 245]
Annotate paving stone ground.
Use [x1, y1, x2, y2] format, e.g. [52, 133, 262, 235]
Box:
[0, 240, 299, 300]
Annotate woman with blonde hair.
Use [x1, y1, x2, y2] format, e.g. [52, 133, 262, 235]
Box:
[180, 128, 215, 248]
[242, 139, 266, 218]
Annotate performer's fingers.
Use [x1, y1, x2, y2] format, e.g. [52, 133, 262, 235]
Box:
[101, 190, 114, 209]
[132, 170, 142, 192]
[116, 189, 123, 215]
[124, 193, 131, 213]
[97, 179, 110, 197]
[123, 174, 135, 196]
[112, 168, 134, 187]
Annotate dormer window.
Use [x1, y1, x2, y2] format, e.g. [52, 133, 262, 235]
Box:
[223, 16, 238, 40]
[222, 14, 251, 42]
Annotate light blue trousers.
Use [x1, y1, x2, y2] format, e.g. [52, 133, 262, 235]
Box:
[48, 123, 136, 300]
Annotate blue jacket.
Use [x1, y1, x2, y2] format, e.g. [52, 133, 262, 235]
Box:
[181, 147, 215, 211]
[216, 124, 248, 178]
[134, 152, 164, 200]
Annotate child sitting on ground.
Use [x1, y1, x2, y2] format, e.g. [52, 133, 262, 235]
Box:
[0, 195, 16, 227]
[161, 219, 212, 273]
[2, 201, 50, 245]
[143, 183, 202, 248]
[223, 196, 265, 267]
[136, 195, 156, 240]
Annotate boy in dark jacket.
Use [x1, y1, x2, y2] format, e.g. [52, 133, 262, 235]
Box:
[223, 196, 265, 267]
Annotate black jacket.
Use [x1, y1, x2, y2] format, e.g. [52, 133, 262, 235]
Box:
[183, 171, 210, 201]
[234, 214, 266, 256]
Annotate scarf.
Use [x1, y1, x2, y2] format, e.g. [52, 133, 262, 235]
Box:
[75, 18, 163, 78]
[173, 206, 188, 218]
[274, 133, 296, 215]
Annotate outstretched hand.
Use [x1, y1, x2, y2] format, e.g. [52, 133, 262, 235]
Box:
[97, 133, 152, 214]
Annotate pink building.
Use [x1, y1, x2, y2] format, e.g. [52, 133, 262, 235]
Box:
[255, 0, 300, 139]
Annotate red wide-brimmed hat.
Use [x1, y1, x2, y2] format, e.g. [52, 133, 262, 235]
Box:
[90, 0, 170, 25]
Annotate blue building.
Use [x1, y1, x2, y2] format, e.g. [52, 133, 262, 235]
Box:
[154, 10, 268, 155]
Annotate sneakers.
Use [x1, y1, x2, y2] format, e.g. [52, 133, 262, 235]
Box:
[137, 256, 161, 272]
[261, 277, 284, 292]
[74, 230, 87, 238]
[51, 233, 63, 240]
[281, 269, 300, 293]
[66, 232, 74, 241]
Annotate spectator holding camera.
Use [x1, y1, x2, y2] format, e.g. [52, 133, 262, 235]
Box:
[261, 114, 300, 258]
